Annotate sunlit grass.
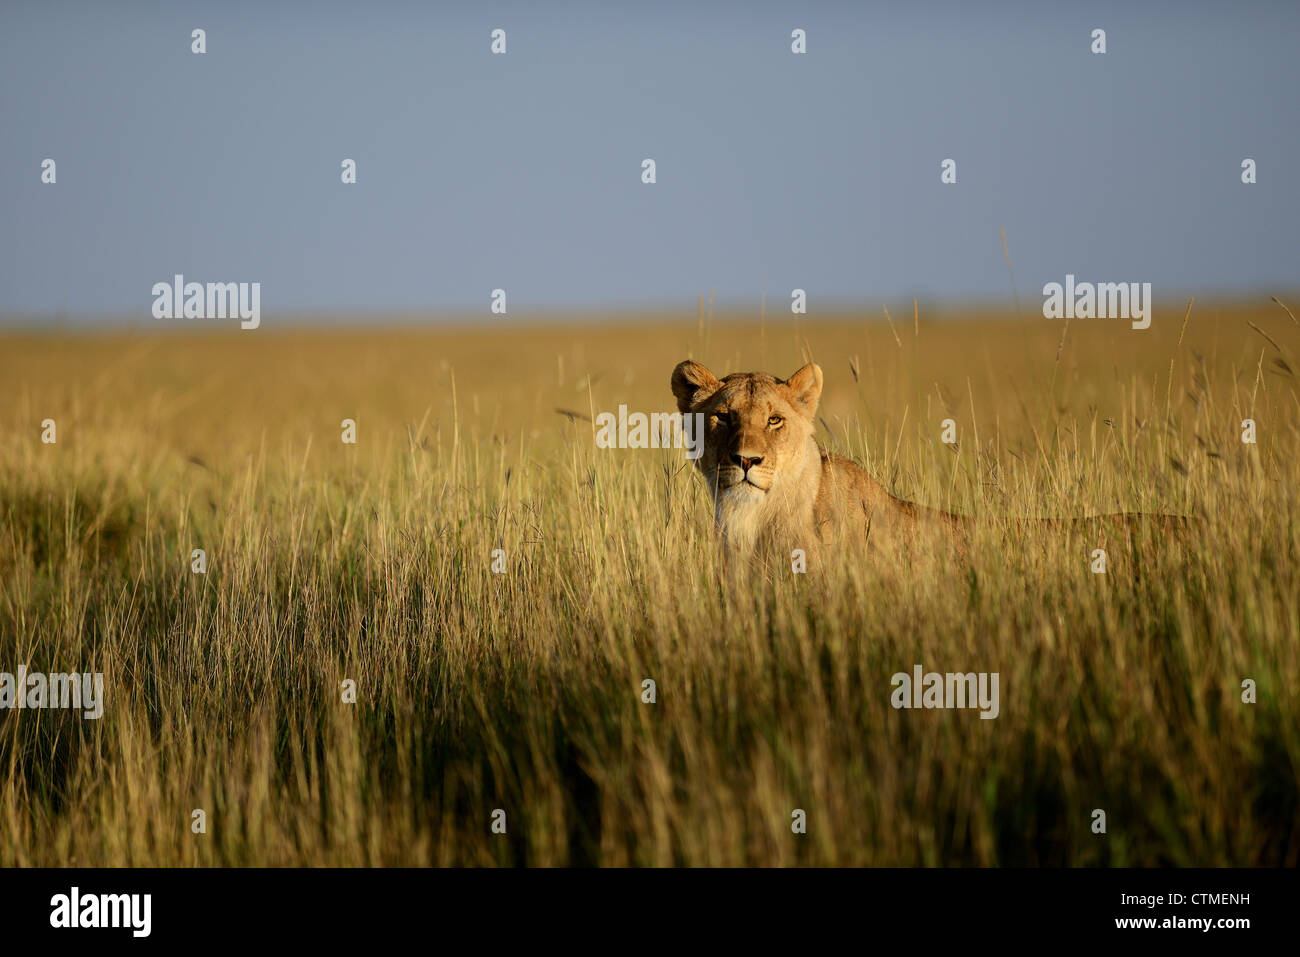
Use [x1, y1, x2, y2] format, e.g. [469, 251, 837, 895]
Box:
[1, 301, 1297, 865]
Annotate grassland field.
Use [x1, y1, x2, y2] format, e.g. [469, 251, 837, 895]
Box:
[1, 299, 1297, 866]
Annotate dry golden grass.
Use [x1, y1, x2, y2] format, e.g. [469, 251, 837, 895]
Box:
[1, 300, 1297, 865]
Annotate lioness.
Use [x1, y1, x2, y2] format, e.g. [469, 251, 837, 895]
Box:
[671, 359, 1183, 560]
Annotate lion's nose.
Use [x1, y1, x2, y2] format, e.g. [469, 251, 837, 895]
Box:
[731, 454, 763, 472]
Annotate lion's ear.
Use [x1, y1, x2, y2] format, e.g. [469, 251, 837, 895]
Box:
[784, 363, 823, 417]
[671, 360, 722, 414]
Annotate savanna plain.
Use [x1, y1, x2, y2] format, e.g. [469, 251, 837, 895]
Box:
[1, 299, 1297, 866]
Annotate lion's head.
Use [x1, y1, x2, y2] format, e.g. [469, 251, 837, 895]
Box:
[670, 360, 824, 513]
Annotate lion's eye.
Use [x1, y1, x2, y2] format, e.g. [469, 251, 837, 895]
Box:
[768, 415, 783, 428]
[712, 411, 732, 427]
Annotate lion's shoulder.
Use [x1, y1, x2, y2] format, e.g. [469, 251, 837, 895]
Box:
[814, 449, 893, 513]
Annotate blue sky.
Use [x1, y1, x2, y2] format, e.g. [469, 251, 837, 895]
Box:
[1, 0, 1296, 320]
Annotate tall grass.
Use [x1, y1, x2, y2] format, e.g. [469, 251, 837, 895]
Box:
[1, 303, 1297, 865]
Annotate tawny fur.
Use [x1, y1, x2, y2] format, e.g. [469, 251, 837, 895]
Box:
[671, 359, 1186, 561]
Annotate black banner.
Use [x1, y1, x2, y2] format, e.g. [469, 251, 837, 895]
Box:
[1, 867, 1289, 944]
